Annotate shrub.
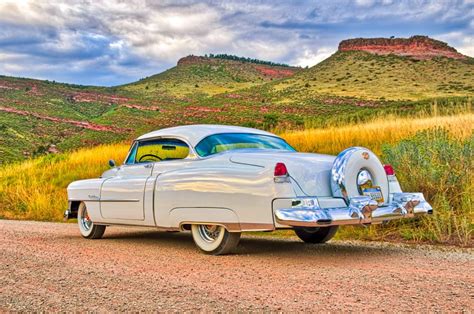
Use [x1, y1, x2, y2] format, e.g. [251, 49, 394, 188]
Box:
[381, 128, 473, 246]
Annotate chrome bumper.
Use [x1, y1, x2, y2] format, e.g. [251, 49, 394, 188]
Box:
[63, 201, 78, 221]
[275, 193, 433, 227]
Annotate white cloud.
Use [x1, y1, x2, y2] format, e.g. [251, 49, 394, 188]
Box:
[437, 31, 474, 57]
[293, 47, 335, 67]
[355, 0, 376, 7]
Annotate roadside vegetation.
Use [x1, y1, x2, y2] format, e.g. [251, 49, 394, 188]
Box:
[0, 144, 128, 221]
[281, 109, 473, 155]
[0, 111, 472, 246]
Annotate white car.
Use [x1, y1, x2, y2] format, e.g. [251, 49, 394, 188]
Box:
[66, 124, 432, 255]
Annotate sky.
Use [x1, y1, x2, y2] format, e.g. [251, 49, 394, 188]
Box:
[0, 0, 472, 86]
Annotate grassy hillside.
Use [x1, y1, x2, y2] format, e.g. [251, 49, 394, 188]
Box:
[271, 51, 474, 101]
[1, 112, 471, 245]
[0, 58, 302, 164]
[1, 43, 473, 164]
[120, 56, 300, 98]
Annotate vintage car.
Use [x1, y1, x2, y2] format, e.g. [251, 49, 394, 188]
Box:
[66, 124, 432, 254]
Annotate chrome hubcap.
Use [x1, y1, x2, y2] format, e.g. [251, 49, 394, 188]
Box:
[198, 225, 221, 243]
[80, 207, 92, 231]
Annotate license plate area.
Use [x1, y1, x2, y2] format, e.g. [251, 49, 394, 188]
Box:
[362, 186, 384, 204]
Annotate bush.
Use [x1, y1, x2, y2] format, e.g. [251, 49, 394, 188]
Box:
[381, 128, 473, 246]
[336, 128, 473, 246]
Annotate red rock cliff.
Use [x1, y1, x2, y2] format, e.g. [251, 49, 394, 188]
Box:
[177, 55, 208, 66]
[338, 35, 465, 60]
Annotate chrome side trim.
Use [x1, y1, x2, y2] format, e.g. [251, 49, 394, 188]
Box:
[68, 198, 140, 203]
[178, 222, 275, 232]
[274, 193, 432, 227]
[99, 199, 140, 202]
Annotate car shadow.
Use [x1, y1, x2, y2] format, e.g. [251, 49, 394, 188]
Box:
[100, 227, 403, 258]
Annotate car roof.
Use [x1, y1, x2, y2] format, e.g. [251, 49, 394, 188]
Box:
[136, 124, 277, 146]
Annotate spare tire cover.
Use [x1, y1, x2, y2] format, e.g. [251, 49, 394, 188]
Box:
[331, 147, 389, 205]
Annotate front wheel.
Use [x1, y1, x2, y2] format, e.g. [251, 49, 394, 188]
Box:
[294, 226, 338, 244]
[191, 224, 241, 255]
[78, 202, 106, 239]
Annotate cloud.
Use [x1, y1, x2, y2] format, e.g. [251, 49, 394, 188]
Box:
[0, 0, 472, 86]
[293, 47, 336, 67]
[437, 31, 474, 57]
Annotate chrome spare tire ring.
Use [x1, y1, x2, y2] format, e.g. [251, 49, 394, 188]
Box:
[331, 147, 389, 204]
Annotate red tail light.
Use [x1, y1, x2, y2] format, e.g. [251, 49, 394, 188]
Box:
[384, 164, 395, 175]
[274, 162, 288, 177]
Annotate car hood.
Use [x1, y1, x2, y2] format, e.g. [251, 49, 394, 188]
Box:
[228, 150, 335, 197]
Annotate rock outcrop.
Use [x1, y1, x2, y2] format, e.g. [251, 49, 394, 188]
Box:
[338, 35, 466, 60]
[177, 55, 207, 66]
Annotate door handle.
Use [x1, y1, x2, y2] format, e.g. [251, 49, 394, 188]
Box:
[143, 164, 153, 168]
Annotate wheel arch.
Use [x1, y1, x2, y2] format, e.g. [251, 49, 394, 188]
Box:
[66, 200, 81, 219]
[169, 207, 242, 232]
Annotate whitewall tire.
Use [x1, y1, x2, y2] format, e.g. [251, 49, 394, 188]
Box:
[78, 202, 106, 239]
[191, 224, 241, 255]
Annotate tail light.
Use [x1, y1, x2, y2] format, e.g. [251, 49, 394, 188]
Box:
[274, 162, 288, 176]
[384, 164, 395, 176]
[274, 162, 290, 183]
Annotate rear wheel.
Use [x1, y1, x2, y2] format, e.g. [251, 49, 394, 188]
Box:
[78, 202, 106, 239]
[294, 226, 338, 244]
[191, 224, 241, 255]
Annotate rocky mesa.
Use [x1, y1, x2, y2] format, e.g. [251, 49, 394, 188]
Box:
[338, 35, 466, 60]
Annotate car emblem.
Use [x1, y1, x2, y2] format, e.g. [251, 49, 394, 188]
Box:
[362, 152, 369, 160]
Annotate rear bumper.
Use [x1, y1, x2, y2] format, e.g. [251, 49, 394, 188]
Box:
[274, 193, 433, 227]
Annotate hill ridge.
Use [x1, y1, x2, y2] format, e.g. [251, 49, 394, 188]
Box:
[338, 35, 466, 60]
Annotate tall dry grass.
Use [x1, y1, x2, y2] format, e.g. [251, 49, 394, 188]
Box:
[281, 113, 474, 155]
[0, 143, 129, 221]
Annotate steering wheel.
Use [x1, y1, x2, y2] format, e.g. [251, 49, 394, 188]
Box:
[138, 154, 162, 162]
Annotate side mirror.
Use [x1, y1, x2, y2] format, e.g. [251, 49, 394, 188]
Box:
[108, 159, 116, 168]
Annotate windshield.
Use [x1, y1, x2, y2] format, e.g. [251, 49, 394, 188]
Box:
[195, 133, 295, 157]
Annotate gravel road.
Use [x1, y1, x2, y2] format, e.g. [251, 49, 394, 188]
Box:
[1, 220, 473, 312]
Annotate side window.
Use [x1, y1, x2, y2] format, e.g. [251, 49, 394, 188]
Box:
[125, 142, 138, 165]
[134, 138, 190, 164]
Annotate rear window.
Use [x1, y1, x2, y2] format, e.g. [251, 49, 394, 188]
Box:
[195, 133, 295, 157]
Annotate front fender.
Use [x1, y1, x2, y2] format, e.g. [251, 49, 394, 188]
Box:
[67, 178, 106, 221]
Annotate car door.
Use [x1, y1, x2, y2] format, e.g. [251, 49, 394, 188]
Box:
[100, 161, 153, 221]
[100, 138, 191, 221]
[100, 140, 154, 221]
